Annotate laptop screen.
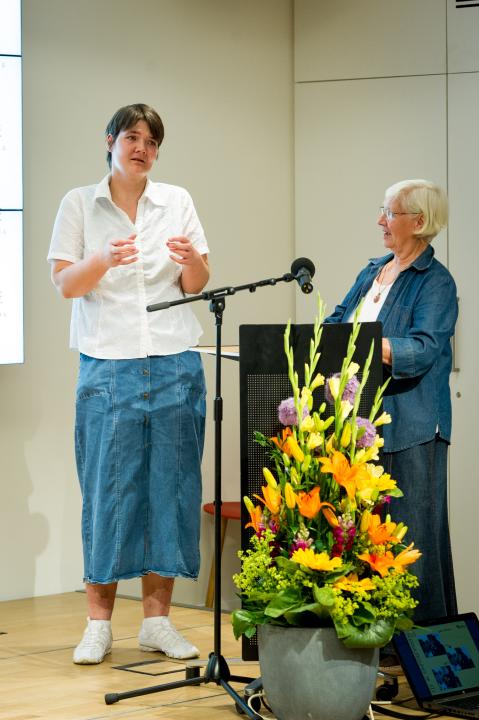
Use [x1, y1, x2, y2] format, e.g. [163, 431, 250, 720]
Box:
[393, 614, 479, 701]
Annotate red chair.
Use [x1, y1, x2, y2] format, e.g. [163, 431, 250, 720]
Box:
[202, 501, 241, 608]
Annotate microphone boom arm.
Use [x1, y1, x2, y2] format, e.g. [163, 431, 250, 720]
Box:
[147, 272, 295, 312]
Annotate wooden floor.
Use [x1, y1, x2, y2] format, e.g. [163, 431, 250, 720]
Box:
[0, 592, 456, 720]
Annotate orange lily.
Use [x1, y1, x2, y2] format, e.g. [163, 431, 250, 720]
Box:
[271, 427, 293, 456]
[357, 550, 396, 577]
[366, 514, 399, 546]
[358, 542, 421, 577]
[296, 486, 335, 520]
[254, 484, 282, 515]
[393, 543, 422, 572]
[244, 502, 263, 534]
[322, 506, 339, 527]
[319, 451, 370, 500]
[291, 547, 343, 572]
[334, 573, 376, 594]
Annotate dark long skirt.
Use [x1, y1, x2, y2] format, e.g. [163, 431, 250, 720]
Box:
[383, 436, 457, 623]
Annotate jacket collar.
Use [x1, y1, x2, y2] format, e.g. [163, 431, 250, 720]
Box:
[368, 244, 435, 272]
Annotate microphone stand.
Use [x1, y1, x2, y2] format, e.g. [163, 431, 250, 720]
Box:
[104, 270, 296, 716]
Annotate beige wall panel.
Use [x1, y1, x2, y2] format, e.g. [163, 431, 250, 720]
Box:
[448, 72, 479, 616]
[295, 0, 446, 83]
[0, 0, 293, 606]
[447, 0, 479, 73]
[295, 75, 447, 322]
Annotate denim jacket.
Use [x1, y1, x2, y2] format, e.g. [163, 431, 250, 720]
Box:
[325, 245, 458, 452]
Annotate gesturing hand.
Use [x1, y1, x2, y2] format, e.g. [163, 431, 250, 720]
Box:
[167, 236, 200, 266]
[103, 234, 139, 268]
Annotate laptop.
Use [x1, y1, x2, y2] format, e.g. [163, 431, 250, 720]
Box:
[393, 613, 479, 718]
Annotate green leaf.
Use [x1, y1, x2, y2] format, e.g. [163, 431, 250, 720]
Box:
[264, 589, 303, 618]
[335, 618, 395, 648]
[395, 615, 414, 632]
[312, 584, 336, 608]
[283, 604, 326, 625]
[275, 556, 303, 575]
[350, 601, 376, 626]
[231, 609, 263, 640]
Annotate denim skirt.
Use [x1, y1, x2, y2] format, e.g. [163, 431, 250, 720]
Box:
[75, 351, 206, 584]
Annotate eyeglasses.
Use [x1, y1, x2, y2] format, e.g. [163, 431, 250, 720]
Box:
[379, 206, 420, 221]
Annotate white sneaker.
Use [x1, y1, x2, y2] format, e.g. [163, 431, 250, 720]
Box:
[139, 616, 199, 659]
[73, 617, 113, 664]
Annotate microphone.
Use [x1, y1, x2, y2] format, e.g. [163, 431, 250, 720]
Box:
[290, 257, 315, 294]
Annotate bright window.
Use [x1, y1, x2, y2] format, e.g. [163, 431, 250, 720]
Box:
[0, 0, 23, 364]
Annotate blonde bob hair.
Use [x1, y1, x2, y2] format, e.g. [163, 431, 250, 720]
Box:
[384, 179, 448, 242]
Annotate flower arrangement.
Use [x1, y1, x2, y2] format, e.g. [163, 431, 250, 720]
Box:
[232, 297, 421, 649]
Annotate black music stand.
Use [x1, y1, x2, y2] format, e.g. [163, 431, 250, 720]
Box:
[104, 272, 299, 719]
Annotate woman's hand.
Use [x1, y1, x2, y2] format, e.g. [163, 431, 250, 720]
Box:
[167, 237, 200, 266]
[167, 236, 209, 294]
[382, 338, 392, 365]
[52, 234, 139, 298]
[102, 234, 138, 268]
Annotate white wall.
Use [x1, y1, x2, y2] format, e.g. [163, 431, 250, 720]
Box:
[294, 0, 479, 615]
[0, 0, 294, 607]
[2, 0, 477, 618]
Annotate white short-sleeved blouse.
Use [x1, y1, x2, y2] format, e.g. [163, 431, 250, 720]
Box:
[48, 176, 209, 359]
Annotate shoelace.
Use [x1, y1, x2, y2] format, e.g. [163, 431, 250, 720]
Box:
[80, 626, 110, 648]
[151, 624, 183, 642]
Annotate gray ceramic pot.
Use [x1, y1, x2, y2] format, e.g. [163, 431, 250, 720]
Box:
[258, 624, 379, 720]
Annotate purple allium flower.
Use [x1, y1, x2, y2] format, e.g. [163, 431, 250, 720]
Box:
[324, 373, 360, 405]
[277, 397, 309, 427]
[355, 417, 377, 449]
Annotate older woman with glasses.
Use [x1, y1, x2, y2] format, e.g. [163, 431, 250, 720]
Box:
[325, 179, 458, 636]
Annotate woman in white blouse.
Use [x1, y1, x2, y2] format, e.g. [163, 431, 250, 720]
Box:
[48, 103, 209, 665]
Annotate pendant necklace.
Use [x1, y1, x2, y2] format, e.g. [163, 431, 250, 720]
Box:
[373, 263, 399, 303]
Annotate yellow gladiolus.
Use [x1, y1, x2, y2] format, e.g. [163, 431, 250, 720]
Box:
[301, 387, 312, 405]
[325, 433, 336, 454]
[307, 432, 323, 450]
[300, 415, 315, 433]
[340, 400, 353, 421]
[374, 412, 392, 427]
[310, 373, 325, 391]
[340, 422, 352, 448]
[346, 362, 360, 380]
[328, 376, 340, 400]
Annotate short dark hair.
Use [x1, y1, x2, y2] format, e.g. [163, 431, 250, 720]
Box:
[105, 103, 165, 168]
